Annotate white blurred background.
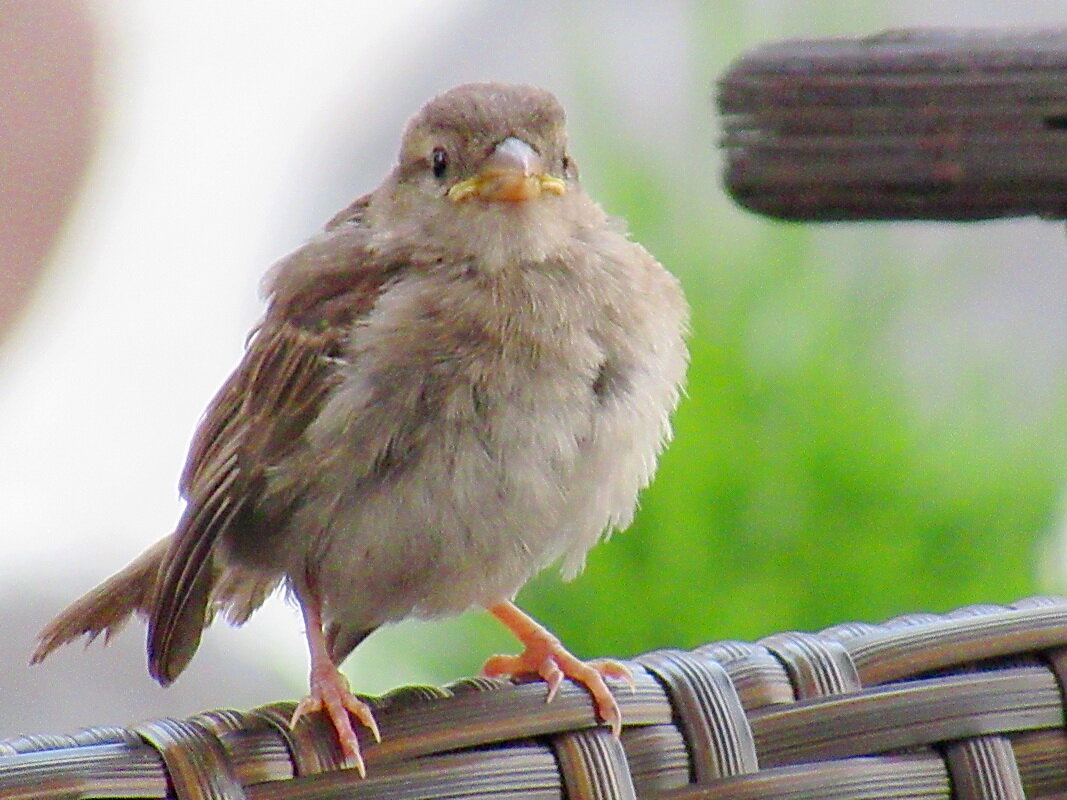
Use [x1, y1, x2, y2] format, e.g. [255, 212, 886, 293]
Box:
[4, 1, 1067, 737]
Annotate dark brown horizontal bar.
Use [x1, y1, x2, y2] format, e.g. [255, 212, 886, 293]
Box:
[717, 28, 1067, 220]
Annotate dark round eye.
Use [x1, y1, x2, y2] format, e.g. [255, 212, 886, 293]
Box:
[561, 155, 570, 171]
[431, 147, 449, 179]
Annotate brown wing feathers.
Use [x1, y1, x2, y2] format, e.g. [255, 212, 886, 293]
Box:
[147, 252, 399, 682]
[34, 226, 398, 683]
[147, 319, 346, 683]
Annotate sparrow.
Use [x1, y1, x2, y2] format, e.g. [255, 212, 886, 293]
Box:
[32, 82, 689, 775]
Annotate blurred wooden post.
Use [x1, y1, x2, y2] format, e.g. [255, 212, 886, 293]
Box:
[718, 29, 1067, 221]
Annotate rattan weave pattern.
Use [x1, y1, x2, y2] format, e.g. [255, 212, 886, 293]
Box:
[3, 597, 1067, 799]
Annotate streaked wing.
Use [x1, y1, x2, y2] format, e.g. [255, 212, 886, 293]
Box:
[148, 203, 398, 683]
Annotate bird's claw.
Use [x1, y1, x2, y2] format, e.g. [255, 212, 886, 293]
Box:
[481, 642, 632, 736]
[290, 667, 380, 776]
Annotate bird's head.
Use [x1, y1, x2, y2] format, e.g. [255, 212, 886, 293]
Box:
[397, 82, 575, 204]
[370, 83, 594, 269]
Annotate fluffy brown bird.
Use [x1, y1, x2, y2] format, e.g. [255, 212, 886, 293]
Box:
[32, 82, 689, 775]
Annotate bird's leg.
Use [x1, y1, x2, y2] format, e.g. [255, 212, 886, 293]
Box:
[290, 592, 380, 776]
[481, 600, 634, 736]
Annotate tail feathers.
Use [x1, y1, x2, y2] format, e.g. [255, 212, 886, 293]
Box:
[31, 537, 169, 665]
[33, 534, 280, 684]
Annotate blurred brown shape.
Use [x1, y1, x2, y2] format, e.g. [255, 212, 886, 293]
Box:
[719, 29, 1067, 221]
[0, 0, 97, 339]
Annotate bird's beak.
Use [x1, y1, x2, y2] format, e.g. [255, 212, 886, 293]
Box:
[448, 137, 566, 203]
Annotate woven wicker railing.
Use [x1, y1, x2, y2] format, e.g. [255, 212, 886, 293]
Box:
[4, 597, 1067, 798]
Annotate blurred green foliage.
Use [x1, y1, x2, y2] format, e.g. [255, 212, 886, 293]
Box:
[526, 213, 1063, 652]
[518, 10, 1067, 661]
[355, 6, 1067, 692]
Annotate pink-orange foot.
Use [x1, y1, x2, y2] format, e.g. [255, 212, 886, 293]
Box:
[290, 664, 380, 776]
[483, 601, 634, 736]
[292, 591, 380, 776]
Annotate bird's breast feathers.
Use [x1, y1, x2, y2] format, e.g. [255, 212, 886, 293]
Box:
[279, 229, 686, 621]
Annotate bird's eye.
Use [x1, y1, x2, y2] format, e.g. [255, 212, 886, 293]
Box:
[431, 147, 449, 179]
[561, 155, 570, 171]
